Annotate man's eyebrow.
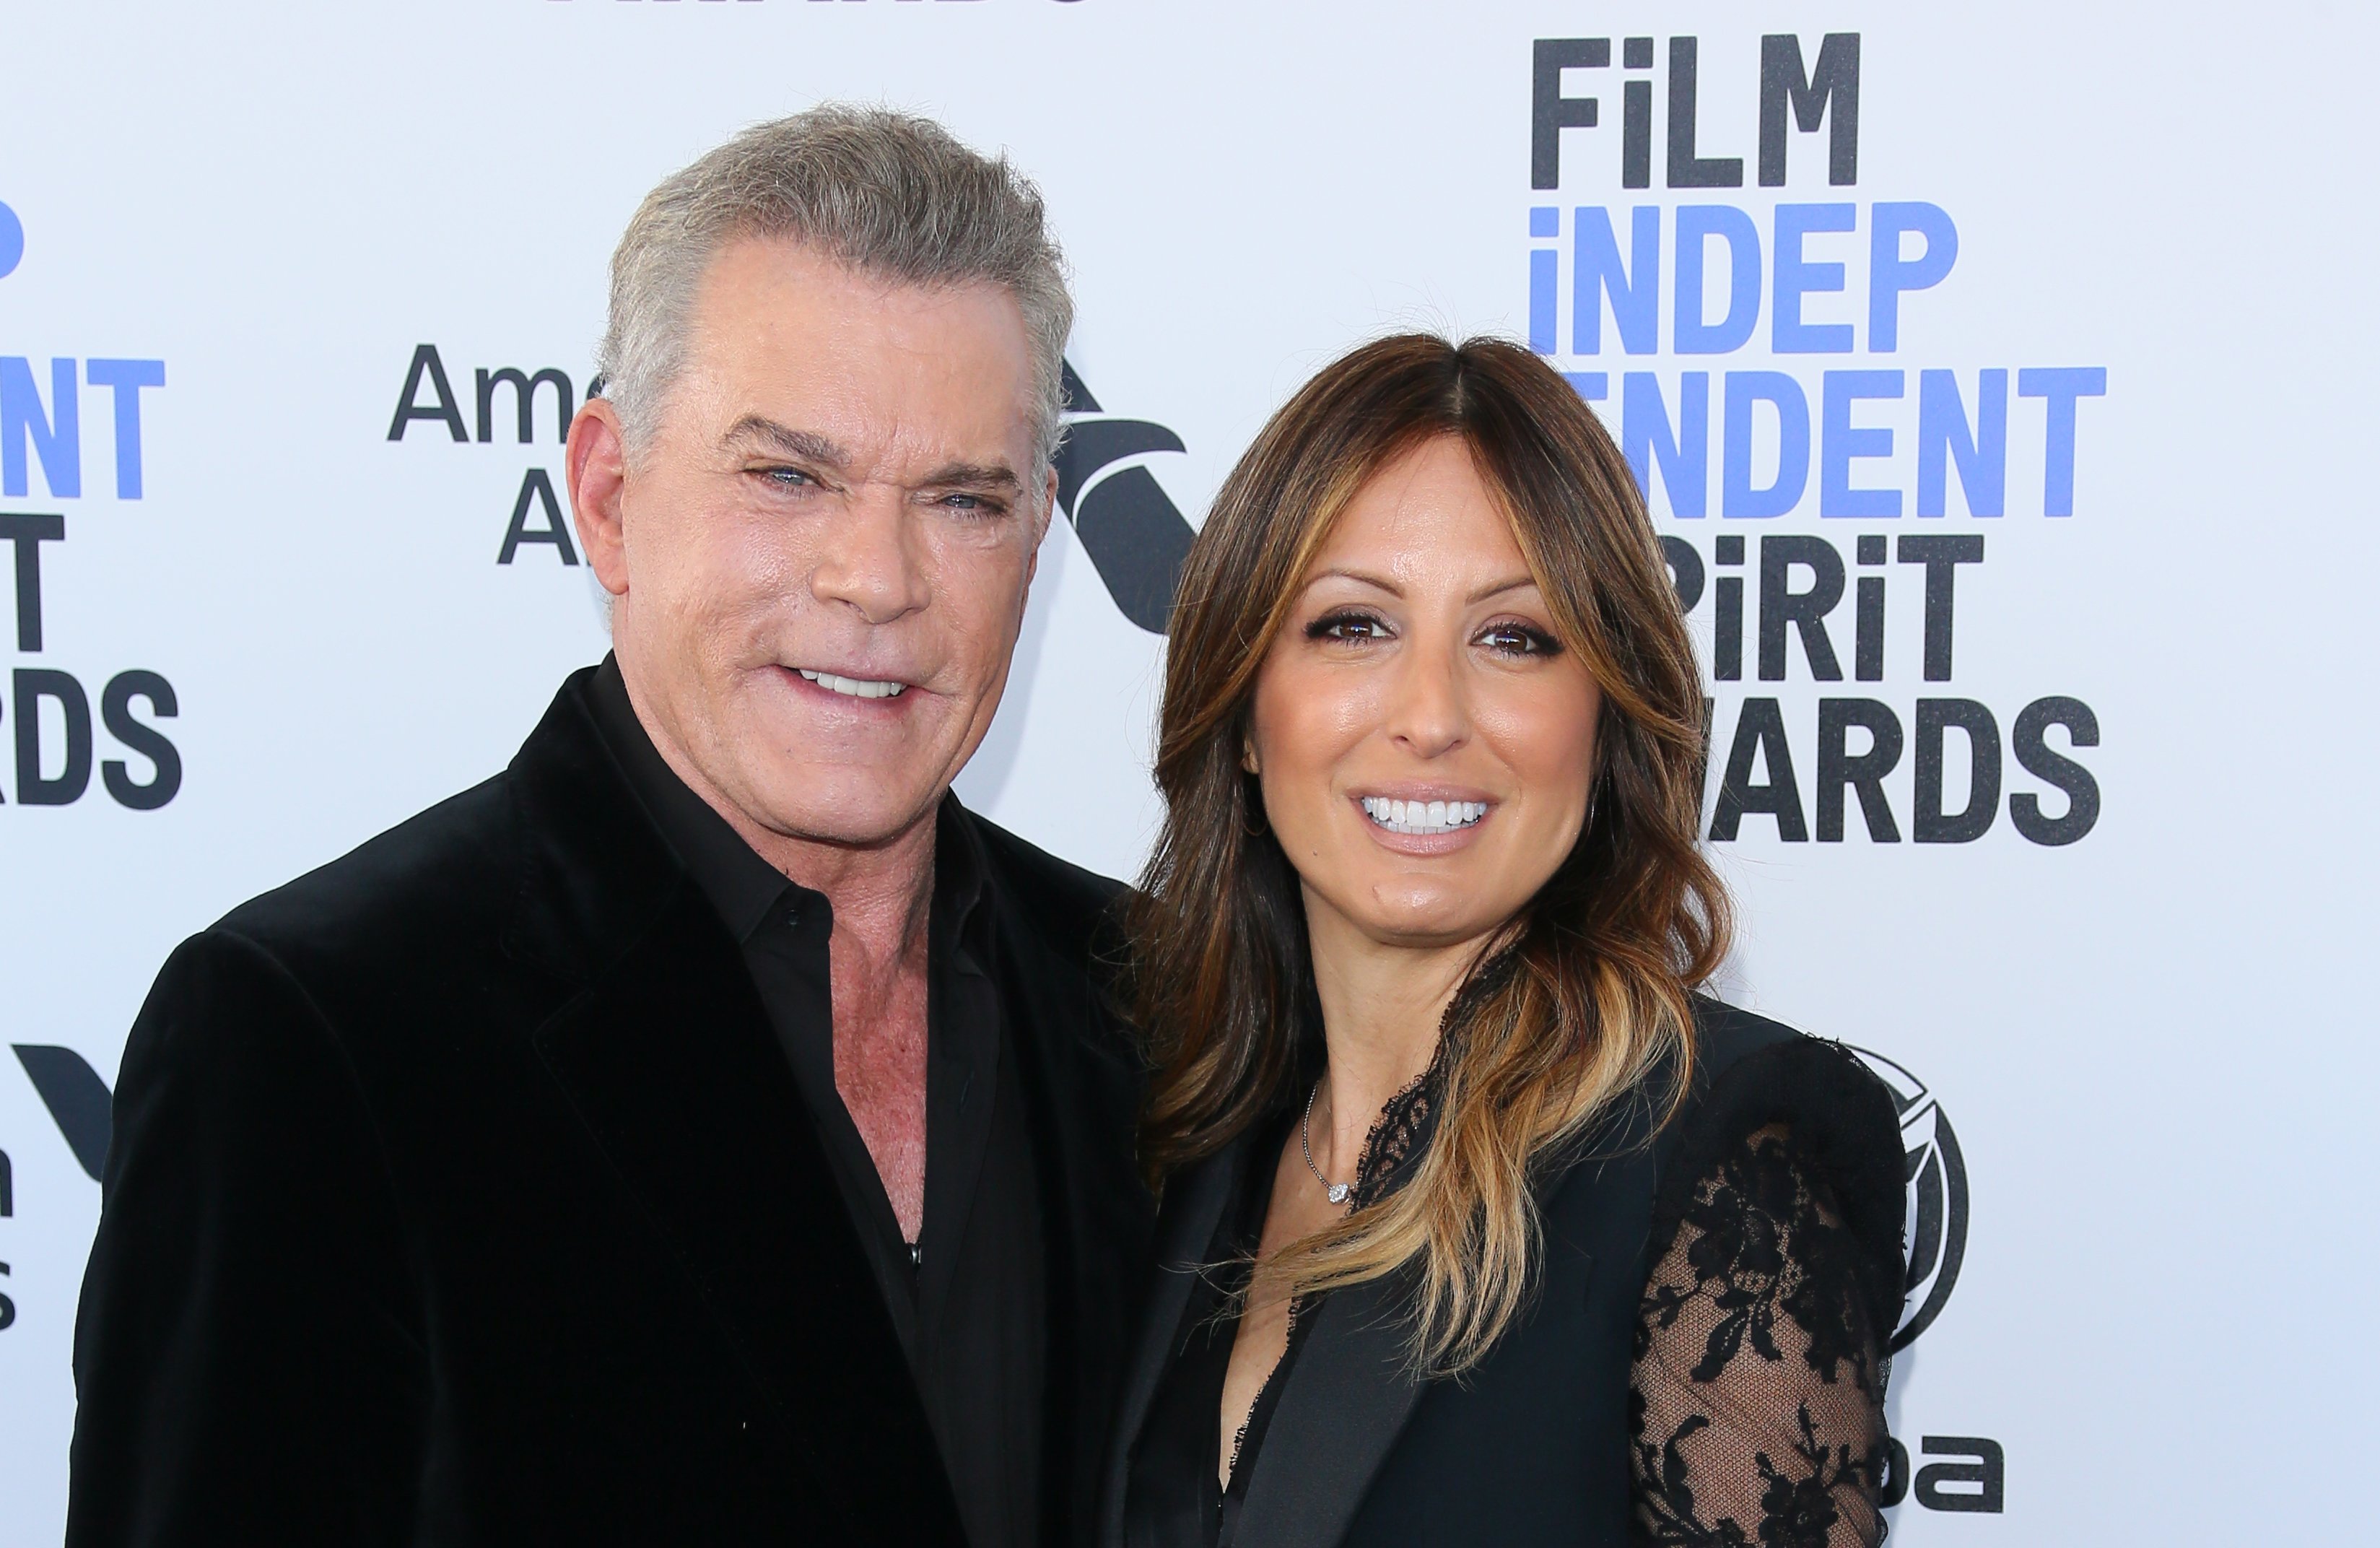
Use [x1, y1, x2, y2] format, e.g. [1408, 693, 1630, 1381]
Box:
[722, 416, 849, 468]
[916, 461, 1022, 492]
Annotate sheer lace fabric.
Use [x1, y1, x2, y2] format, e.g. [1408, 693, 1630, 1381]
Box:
[1630, 1127, 1890, 1547]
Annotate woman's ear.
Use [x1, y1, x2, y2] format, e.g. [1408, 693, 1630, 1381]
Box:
[1241, 737, 1260, 775]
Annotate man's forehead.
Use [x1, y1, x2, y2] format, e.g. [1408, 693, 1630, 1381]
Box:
[684, 238, 1038, 468]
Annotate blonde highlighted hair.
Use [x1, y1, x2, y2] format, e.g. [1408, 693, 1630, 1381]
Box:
[1130, 334, 1730, 1375]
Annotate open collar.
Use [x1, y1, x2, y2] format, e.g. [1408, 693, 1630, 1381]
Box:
[502, 669, 969, 1547]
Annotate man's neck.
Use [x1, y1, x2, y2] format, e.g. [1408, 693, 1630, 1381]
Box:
[619, 669, 941, 965]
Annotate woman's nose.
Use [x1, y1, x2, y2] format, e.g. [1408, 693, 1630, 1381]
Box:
[1384, 643, 1470, 759]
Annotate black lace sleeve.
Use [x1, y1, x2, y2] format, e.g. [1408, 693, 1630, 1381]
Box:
[1627, 1078, 1900, 1547]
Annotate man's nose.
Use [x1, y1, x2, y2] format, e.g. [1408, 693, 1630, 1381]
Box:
[810, 486, 930, 626]
[1385, 641, 1470, 760]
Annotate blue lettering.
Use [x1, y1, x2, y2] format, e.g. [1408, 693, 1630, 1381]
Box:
[2018, 368, 2107, 517]
[1821, 369, 1903, 518]
[1868, 203, 1958, 352]
[1622, 371, 1709, 517]
[1723, 372, 1810, 518]
[84, 360, 165, 500]
[1674, 205, 1761, 355]
[1917, 368, 2005, 518]
[1, 357, 79, 499]
[1573, 206, 1660, 355]
[1772, 203, 1856, 354]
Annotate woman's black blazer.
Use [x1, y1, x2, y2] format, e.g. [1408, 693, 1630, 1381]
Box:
[1098, 1001, 1906, 1548]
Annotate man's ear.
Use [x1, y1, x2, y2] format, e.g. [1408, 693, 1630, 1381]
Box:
[567, 399, 632, 600]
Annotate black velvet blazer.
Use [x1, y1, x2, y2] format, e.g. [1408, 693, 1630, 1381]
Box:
[68, 669, 1153, 1547]
[1099, 1003, 1906, 1548]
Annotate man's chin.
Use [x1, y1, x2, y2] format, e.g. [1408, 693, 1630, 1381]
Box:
[741, 781, 946, 852]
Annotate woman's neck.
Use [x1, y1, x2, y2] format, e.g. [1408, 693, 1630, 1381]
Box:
[1302, 897, 1485, 1185]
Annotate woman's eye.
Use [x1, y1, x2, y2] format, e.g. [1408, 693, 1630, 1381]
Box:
[1479, 621, 1561, 656]
[1307, 610, 1391, 642]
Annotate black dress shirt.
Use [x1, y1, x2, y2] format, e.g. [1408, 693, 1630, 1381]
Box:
[590, 657, 1045, 1548]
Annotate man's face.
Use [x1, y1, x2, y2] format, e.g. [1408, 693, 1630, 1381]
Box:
[574, 237, 1049, 851]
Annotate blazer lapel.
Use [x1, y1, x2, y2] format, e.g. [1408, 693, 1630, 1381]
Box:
[531, 889, 966, 1545]
[506, 675, 966, 1546]
[1227, 1272, 1428, 1548]
[1098, 1137, 1246, 1547]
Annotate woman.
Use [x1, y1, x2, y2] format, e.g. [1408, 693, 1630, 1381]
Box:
[1104, 336, 1907, 1548]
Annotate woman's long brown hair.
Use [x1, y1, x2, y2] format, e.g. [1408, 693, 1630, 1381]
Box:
[1130, 334, 1730, 1375]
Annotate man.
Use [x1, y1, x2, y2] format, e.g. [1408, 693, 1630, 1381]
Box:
[68, 107, 1149, 1548]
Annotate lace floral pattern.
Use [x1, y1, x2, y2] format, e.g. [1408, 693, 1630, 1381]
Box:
[1348, 1035, 1452, 1209]
[1629, 1130, 1890, 1547]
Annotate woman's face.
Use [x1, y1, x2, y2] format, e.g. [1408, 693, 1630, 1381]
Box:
[1247, 435, 1603, 953]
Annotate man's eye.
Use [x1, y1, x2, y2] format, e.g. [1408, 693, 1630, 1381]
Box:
[1307, 610, 1390, 642]
[759, 466, 814, 488]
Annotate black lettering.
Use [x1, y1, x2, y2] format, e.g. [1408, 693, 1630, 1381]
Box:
[2009, 695, 2100, 845]
[1897, 534, 1984, 682]
[1621, 36, 1655, 189]
[13, 668, 91, 805]
[1914, 697, 1999, 843]
[1816, 698, 1902, 842]
[1531, 39, 1609, 189]
[1759, 535, 1845, 681]
[386, 344, 467, 443]
[497, 469, 580, 566]
[1854, 533, 1885, 681]
[1759, 33, 1861, 186]
[1658, 535, 1705, 613]
[1666, 38, 1744, 188]
[0, 1261, 12, 1332]
[476, 367, 574, 445]
[101, 670, 181, 810]
[0, 1146, 10, 1215]
[1915, 1436, 2005, 1513]
[0, 512, 64, 651]
[1714, 534, 1743, 682]
[1709, 697, 1807, 841]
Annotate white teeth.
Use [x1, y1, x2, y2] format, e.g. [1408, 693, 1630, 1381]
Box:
[1359, 796, 1487, 835]
[798, 669, 906, 700]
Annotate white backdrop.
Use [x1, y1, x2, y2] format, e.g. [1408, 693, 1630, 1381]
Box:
[1, 3, 2373, 1542]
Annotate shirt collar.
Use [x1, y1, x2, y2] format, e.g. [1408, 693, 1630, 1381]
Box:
[588, 653, 990, 954]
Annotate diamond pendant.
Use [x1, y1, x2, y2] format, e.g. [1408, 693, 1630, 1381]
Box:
[1327, 1183, 1351, 1204]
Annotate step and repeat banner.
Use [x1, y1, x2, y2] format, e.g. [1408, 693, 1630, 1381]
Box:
[0, 3, 2370, 1543]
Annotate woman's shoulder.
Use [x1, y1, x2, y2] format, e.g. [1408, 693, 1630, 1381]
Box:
[1681, 994, 1899, 1149]
[1661, 995, 1909, 1336]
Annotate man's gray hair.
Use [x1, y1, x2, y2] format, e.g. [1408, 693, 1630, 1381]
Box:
[598, 104, 1074, 479]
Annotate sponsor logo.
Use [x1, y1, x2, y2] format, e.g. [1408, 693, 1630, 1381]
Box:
[1847, 1045, 1967, 1352]
[1052, 362, 1194, 634]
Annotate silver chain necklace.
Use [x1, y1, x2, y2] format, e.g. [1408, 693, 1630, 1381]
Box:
[1301, 1079, 1353, 1205]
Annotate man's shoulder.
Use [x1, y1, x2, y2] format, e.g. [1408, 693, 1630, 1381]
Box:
[213, 771, 522, 980]
[959, 806, 1128, 963]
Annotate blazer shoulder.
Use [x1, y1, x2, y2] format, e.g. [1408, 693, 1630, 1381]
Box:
[1668, 996, 1906, 1336]
[964, 807, 1130, 965]
[212, 770, 520, 983]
